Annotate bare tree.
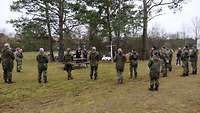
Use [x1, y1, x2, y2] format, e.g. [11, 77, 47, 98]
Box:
[139, 0, 186, 59]
[192, 17, 200, 48]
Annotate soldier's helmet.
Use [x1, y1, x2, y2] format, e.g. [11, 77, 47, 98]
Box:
[118, 48, 123, 53]
[4, 43, 10, 48]
[66, 48, 71, 52]
[19, 49, 23, 52]
[92, 47, 96, 50]
[39, 48, 44, 53]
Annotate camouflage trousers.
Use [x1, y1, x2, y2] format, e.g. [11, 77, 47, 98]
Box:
[3, 70, 12, 83]
[130, 66, 137, 79]
[182, 61, 189, 76]
[149, 71, 160, 89]
[161, 62, 167, 77]
[90, 66, 98, 80]
[117, 70, 123, 81]
[38, 69, 47, 83]
[16, 60, 22, 72]
[191, 61, 197, 74]
[167, 61, 172, 71]
[2, 63, 13, 83]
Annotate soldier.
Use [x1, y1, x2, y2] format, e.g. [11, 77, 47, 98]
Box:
[150, 46, 156, 57]
[129, 49, 139, 79]
[64, 48, 74, 80]
[76, 47, 81, 58]
[89, 47, 100, 80]
[83, 48, 88, 61]
[181, 46, 190, 77]
[189, 46, 198, 75]
[15, 48, 23, 72]
[148, 51, 161, 91]
[176, 48, 182, 66]
[167, 48, 173, 72]
[160, 47, 169, 77]
[114, 48, 126, 84]
[36, 48, 49, 83]
[1, 43, 15, 84]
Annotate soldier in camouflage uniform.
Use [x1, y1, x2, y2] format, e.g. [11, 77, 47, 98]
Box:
[148, 51, 161, 91]
[176, 48, 182, 66]
[15, 48, 23, 72]
[160, 47, 169, 77]
[36, 48, 49, 83]
[189, 46, 198, 75]
[114, 48, 126, 84]
[166, 48, 173, 72]
[1, 43, 15, 84]
[64, 48, 74, 80]
[181, 46, 190, 77]
[89, 47, 99, 80]
[129, 49, 139, 79]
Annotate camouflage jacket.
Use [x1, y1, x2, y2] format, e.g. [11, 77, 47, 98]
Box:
[129, 52, 139, 66]
[64, 52, 73, 64]
[89, 51, 99, 66]
[190, 48, 198, 61]
[114, 53, 126, 71]
[148, 55, 161, 73]
[36, 53, 48, 70]
[15, 51, 23, 61]
[1, 48, 15, 65]
[181, 49, 189, 61]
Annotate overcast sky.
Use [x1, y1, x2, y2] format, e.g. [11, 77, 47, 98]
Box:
[0, 0, 199, 36]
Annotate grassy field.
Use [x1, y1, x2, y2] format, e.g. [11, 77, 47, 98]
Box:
[0, 52, 200, 113]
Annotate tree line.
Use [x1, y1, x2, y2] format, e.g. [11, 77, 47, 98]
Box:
[8, 0, 186, 61]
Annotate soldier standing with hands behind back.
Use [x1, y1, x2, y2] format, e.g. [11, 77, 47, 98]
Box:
[1, 43, 15, 84]
[114, 48, 126, 84]
[89, 47, 100, 80]
[36, 48, 49, 83]
[129, 49, 139, 79]
[189, 46, 198, 75]
[181, 46, 190, 77]
[148, 51, 161, 91]
[15, 48, 23, 72]
[64, 48, 74, 80]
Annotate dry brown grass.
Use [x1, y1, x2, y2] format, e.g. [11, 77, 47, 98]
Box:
[0, 52, 200, 113]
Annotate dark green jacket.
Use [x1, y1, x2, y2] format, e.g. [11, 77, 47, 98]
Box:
[89, 51, 99, 67]
[190, 48, 198, 62]
[1, 48, 15, 71]
[148, 55, 160, 73]
[114, 53, 126, 71]
[36, 53, 48, 70]
[64, 52, 73, 64]
[129, 52, 139, 67]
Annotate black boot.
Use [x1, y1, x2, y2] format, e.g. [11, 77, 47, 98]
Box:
[94, 76, 97, 80]
[134, 72, 137, 79]
[90, 75, 93, 80]
[7, 79, 13, 84]
[149, 85, 154, 91]
[4, 80, 8, 83]
[155, 85, 159, 91]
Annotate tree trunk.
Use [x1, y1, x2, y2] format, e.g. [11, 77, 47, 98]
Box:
[116, 30, 120, 49]
[142, 0, 148, 60]
[58, 0, 64, 62]
[106, 0, 113, 61]
[44, 1, 55, 61]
